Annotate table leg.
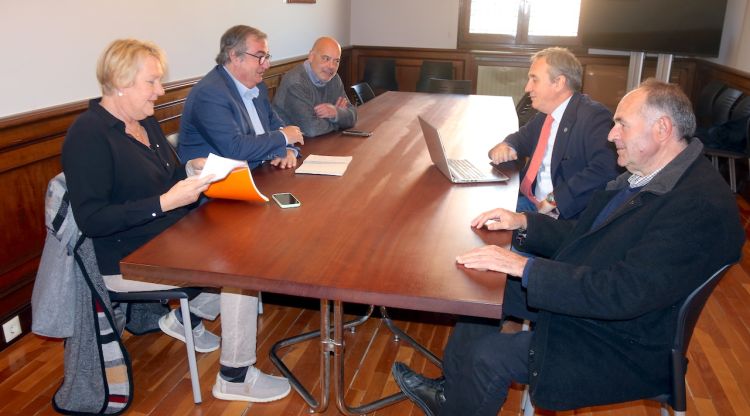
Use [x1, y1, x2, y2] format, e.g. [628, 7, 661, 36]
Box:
[379, 306, 442, 369]
[269, 301, 374, 413]
[270, 301, 443, 415]
[333, 300, 406, 415]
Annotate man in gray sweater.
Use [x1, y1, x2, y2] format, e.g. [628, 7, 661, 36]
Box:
[273, 36, 357, 137]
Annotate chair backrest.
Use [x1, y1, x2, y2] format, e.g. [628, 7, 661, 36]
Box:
[711, 87, 743, 125]
[351, 82, 376, 105]
[516, 92, 539, 128]
[166, 132, 179, 148]
[695, 80, 726, 126]
[730, 95, 750, 121]
[416, 61, 454, 92]
[668, 263, 732, 412]
[426, 78, 472, 94]
[362, 58, 398, 92]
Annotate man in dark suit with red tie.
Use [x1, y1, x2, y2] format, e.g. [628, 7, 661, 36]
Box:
[489, 47, 619, 219]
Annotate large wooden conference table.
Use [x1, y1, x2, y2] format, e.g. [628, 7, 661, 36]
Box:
[121, 91, 520, 414]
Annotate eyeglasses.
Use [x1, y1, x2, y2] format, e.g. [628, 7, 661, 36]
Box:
[318, 54, 341, 65]
[243, 51, 272, 65]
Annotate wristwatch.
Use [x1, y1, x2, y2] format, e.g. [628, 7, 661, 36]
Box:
[545, 192, 556, 206]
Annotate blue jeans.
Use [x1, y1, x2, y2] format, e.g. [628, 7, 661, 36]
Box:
[515, 195, 538, 214]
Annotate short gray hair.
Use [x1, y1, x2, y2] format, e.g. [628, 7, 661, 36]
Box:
[215, 25, 267, 65]
[531, 47, 582, 92]
[638, 78, 696, 141]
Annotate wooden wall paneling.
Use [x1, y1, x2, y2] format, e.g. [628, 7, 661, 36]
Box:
[582, 63, 628, 112]
[0, 156, 61, 339]
[692, 60, 750, 100]
[339, 48, 352, 88]
[152, 77, 200, 136]
[0, 103, 87, 151]
[0, 157, 59, 271]
[642, 59, 695, 96]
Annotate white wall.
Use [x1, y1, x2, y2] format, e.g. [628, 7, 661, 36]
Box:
[2, 0, 749, 118]
[710, 0, 750, 72]
[350, 0, 459, 49]
[0, 0, 351, 118]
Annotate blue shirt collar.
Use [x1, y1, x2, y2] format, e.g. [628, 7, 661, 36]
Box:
[223, 65, 259, 99]
[304, 60, 329, 87]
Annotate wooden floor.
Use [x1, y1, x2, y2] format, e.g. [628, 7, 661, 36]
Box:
[2, 197, 750, 416]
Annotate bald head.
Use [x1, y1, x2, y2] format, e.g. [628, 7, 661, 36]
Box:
[312, 37, 341, 54]
[308, 36, 342, 83]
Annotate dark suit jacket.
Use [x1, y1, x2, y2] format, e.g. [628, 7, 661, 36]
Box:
[178, 66, 290, 168]
[516, 140, 744, 409]
[504, 93, 619, 219]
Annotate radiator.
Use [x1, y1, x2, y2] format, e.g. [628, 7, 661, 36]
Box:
[477, 66, 528, 105]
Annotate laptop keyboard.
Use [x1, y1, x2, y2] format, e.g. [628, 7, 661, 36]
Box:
[448, 159, 485, 181]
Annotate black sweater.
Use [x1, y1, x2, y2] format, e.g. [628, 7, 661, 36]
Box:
[62, 99, 189, 274]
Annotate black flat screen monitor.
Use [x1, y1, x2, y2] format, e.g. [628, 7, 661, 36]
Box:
[579, 0, 728, 57]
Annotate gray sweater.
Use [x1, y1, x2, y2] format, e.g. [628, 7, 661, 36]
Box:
[273, 63, 357, 137]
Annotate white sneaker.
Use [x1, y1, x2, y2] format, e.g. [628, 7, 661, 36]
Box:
[158, 309, 220, 353]
[212, 366, 291, 402]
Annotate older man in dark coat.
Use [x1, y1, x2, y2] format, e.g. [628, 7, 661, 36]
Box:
[391, 79, 745, 415]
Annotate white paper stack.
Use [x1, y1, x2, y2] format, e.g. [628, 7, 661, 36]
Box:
[295, 155, 353, 176]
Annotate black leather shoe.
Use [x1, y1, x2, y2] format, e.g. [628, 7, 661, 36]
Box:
[392, 362, 446, 416]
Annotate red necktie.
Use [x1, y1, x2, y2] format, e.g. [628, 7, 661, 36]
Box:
[519, 115, 554, 204]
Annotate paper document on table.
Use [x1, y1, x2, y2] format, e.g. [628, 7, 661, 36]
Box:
[295, 155, 353, 176]
[200, 153, 268, 202]
[200, 153, 247, 183]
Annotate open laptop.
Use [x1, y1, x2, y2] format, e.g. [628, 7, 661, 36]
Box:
[418, 116, 509, 183]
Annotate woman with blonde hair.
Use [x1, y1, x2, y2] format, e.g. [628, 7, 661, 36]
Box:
[63, 39, 290, 404]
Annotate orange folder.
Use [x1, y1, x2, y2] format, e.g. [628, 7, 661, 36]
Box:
[204, 166, 268, 202]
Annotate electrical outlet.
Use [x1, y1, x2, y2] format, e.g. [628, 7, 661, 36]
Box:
[2, 315, 22, 343]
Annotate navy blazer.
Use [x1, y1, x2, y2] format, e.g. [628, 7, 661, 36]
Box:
[504, 93, 619, 219]
[178, 66, 290, 168]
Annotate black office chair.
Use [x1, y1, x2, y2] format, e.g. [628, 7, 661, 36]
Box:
[426, 78, 472, 94]
[701, 89, 747, 193]
[730, 94, 750, 121]
[521, 264, 733, 416]
[694, 80, 726, 127]
[711, 87, 743, 125]
[516, 92, 539, 128]
[416, 61, 454, 92]
[351, 82, 376, 106]
[108, 288, 203, 403]
[703, 114, 750, 193]
[362, 58, 398, 94]
[656, 263, 733, 415]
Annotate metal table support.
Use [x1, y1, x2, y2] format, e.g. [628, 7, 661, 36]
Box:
[270, 300, 442, 414]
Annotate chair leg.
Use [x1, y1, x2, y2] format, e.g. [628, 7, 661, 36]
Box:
[729, 159, 737, 193]
[710, 155, 718, 169]
[522, 389, 534, 416]
[180, 298, 202, 403]
[520, 319, 534, 415]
